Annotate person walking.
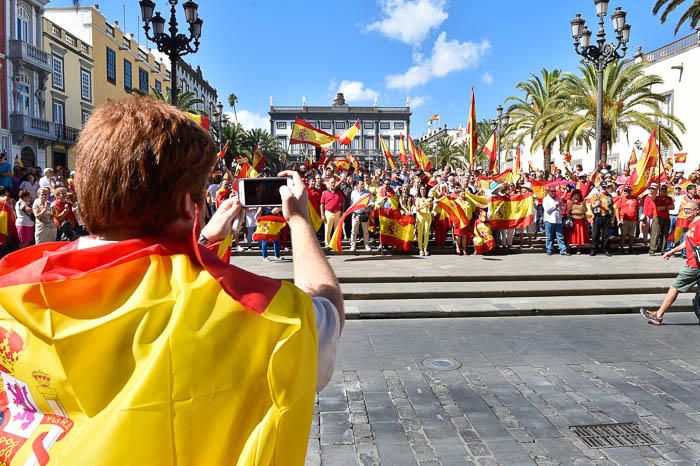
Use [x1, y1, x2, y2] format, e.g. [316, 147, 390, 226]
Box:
[588, 182, 614, 256]
[641, 201, 700, 325]
[543, 187, 569, 256]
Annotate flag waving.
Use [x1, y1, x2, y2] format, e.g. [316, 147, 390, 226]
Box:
[380, 138, 397, 170]
[290, 118, 336, 147]
[467, 87, 477, 168]
[329, 194, 372, 253]
[399, 135, 408, 165]
[217, 140, 230, 159]
[336, 120, 360, 145]
[628, 129, 660, 197]
[407, 135, 419, 167]
[482, 131, 497, 172]
[252, 147, 266, 171]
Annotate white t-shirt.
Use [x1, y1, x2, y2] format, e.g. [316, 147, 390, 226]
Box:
[207, 183, 220, 202]
[15, 199, 35, 227]
[19, 180, 40, 200]
[39, 176, 52, 189]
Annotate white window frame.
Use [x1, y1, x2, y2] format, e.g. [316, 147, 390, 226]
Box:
[16, 5, 29, 42]
[52, 55, 64, 90]
[80, 68, 92, 101]
[52, 101, 65, 125]
[17, 73, 31, 115]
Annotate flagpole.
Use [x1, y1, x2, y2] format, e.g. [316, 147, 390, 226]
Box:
[657, 123, 661, 183]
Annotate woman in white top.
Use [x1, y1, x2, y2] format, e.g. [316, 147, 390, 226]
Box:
[19, 173, 40, 201]
[32, 187, 57, 244]
[15, 189, 35, 248]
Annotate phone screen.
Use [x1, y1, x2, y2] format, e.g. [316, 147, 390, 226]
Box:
[240, 178, 288, 207]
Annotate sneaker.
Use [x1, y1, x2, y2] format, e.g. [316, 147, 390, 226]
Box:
[605, 251, 612, 257]
[364, 246, 372, 252]
[561, 252, 571, 256]
[424, 250, 430, 256]
[350, 245, 356, 252]
[546, 251, 553, 256]
[236, 245, 244, 252]
[639, 308, 662, 326]
[262, 257, 271, 262]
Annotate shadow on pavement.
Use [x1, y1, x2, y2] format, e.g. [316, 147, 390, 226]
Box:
[344, 255, 423, 262]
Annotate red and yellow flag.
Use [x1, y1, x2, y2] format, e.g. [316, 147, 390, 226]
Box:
[473, 215, 495, 255]
[252, 147, 266, 171]
[467, 87, 477, 168]
[399, 135, 408, 165]
[378, 207, 415, 252]
[0, 237, 316, 465]
[253, 215, 286, 241]
[530, 180, 548, 200]
[627, 147, 638, 170]
[0, 199, 16, 246]
[514, 146, 522, 174]
[482, 131, 497, 172]
[290, 118, 336, 147]
[528, 160, 537, 173]
[217, 140, 230, 159]
[307, 191, 323, 233]
[477, 168, 513, 192]
[407, 135, 419, 167]
[380, 138, 397, 170]
[435, 196, 470, 230]
[186, 112, 210, 130]
[329, 194, 372, 253]
[336, 120, 360, 146]
[488, 192, 535, 229]
[675, 153, 687, 164]
[628, 129, 660, 197]
[417, 147, 433, 172]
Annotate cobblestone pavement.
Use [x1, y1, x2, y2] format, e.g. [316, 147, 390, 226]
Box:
[306, 315, 700, 465]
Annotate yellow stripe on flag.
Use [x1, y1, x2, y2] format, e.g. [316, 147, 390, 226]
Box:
[488, 193, 535, 230]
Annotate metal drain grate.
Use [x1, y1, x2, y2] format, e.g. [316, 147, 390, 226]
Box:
[570, 423, 662, 448]
[422, 357, 461, 371]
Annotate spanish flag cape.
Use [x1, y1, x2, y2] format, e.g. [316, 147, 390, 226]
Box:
[0, 197, 17, 247]
[488, 192, 535, 230]
[0, 236, 317, 465]
[473, 214, 496, 255]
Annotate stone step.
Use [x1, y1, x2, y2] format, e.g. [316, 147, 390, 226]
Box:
[340, 278, 675, 300]
[343, 293, 695, 319]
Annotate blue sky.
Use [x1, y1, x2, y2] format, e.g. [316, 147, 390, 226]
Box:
[51, 0, 695, 135]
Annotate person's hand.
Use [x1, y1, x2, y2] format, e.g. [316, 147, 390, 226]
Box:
[278, 170, 309, 225]
[662, 250, 673, 261]
[200, 195, 242, 243]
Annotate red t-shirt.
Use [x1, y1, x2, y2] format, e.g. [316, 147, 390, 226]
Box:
[685, 218, 700, 268]
[307, 187, 323, 210]
[617, 196, 639, 221]
[320, 189, 345, 212]
[52, 200, 77, 229]
[654, 195, 674, 219]
[642, 195, 656, 218]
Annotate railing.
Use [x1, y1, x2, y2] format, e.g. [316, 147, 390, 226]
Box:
[8, 40, 51, 70]
[54, 123, 80, 144]
[270, 106, 411, 113]
[643, 31, 699, 63]
[10, 114, 81, 144]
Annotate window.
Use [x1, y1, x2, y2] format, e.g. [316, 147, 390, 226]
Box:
[380, 122, 390, 130]
[363, 137, 375, 150]
[52, 101, 65, 125]
[106, 47, 116, 84]
[381, 136, 391, 150]
[154, 79, 162, 94]
[16, 6, 29, 42]
[351, 137, 360, 150]
[165, 87, 171, 97]
[276, 121, 287, 130]
[393, 137, 401, 152]
[17, 74, 30, 114]
[105, 24, 115, 37]
[364, 122, 374, 130]
[394, 122, 405, 130]
[122, 37, 131, 49]
[52, 24, 61, 36]
[80, 68, 92, 101]
[52, 56, 64, 90]
[81, 43, 89, 54]
[123, 59, 132, 90]
[335, 122, 346, 130]
[138, 68, 148, 93]
[277, 137, 288, 150]
[81, 110, 91, 127]
[320, 121, 332, 130]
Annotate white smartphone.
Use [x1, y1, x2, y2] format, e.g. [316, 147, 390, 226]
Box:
[237, 177, 292, 208]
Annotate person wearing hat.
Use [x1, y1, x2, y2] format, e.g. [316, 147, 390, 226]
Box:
[616, 185, 639, 254]
[649, 182, 674, 255]
[39, 167, 54, 189]
[588, 181, 614, 256]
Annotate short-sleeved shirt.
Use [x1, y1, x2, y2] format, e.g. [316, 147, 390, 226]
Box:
[617, 196, 639, 221]
[320, 189, 345, 212]
[685, 218, 700, 268]
[0, 163, 12, 188]
[654, 195, 674, 219]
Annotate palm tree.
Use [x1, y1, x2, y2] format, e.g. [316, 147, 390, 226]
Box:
[653, 0, 700, 34]
[433, 136, 464, 169]
[152, 90, 206, 114]
[505, 69, 564, 175]
[542, 59, 685, 164]
[228, 93, 239, 123]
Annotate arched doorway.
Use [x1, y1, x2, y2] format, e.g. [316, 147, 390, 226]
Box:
[21, 146, 35, 168]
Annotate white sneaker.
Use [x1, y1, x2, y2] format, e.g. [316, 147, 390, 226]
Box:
[350, 245, 356, 252]
[262, 257, 271, 262]
[236, 245, 244, 252]
[365, 246, 372, 251]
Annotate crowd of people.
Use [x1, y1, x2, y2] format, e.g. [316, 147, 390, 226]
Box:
[206, 158, 698, 261]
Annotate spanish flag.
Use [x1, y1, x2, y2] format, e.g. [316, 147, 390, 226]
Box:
[252, 147, 266, 171]
[435, 196, 470, 230]
[217, 140, 230, 159]
[378, 207, 415, 252]
[488, 192, 535, 230]
[473, 215, 496, 255]
[307, 188, 323, 233]
[290, 118, 336, 147]
[186, 112, 210, 131]
[380, 138, 397, 170]
[528, 160, 537, 173]
[407, 135, 419, 167]
[0, 237, 317, 465]
[329, 194, 372, 253]
[530, 180, 548, 200]
[627, 147, 638, 169]
[417, 147, 433, 172]
[467, 87, 477, 168]
[482, 130, 497, 172]
[477, 168, 513, 192]
[336, 120, 360, 146]
[629, 129, 660, 197]
[426, 113, 440, 125]
[399, 135, 408, 165]
[0, 199, 17, 247]
[675, 153, 687, 164]
[253, 215, 286, 241]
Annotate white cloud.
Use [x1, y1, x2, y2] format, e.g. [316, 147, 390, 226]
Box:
[410, 95, 429, 108]
[386, 32, 491, 90]
[337, 80, 379, 103]
[365, 0, 448, 45]
[226, 110, 268, 131]
[482, 72, 494, 85]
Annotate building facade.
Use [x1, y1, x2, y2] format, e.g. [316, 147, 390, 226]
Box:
[269, 93, 412, 167]
[0, 0, 8, 154]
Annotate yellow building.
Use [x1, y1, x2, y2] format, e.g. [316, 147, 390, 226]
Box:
[42, 17, 93, 170]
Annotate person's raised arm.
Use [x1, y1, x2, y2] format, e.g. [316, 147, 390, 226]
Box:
[279, 170, 345, 332]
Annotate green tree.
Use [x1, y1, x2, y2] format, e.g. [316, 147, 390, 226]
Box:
[653, 0, 700, 34]
[228, 93, 239, 123]
[542, 60, 685, 164]
[505, 68, 564, 175]
[152, 90, 206, 114]
[433, 136, 464, 169]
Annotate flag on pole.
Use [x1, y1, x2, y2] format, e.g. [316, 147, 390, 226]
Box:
[407, 135, 419, 167]
[217, 140, 230, 159]
[252, 147, 266, 171]
[481, 131, 497, 172]
[186, 112, 210, 130]
[329, 194, 372, 253]
[399, 135, 408, 165]
[675, 153, 688, 163]
[290, 118, 336, 147]
[528, 160, 537, 173]
[627, 147, 637, 169]
[417, 147, 433, 172]
[514, 146, 521, 173]
[336, 120, 360, 145]
[380, 138, 397, 170]
[628, 129, 660, 197]
[467, 87, 477, 168]
[426, 113, 440, 125]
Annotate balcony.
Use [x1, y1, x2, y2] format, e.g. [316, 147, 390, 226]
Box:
[10, 114, 80, 145]
[9, 40, 53, 73]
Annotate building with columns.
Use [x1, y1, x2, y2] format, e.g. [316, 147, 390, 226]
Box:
[269, 93, 412, 168]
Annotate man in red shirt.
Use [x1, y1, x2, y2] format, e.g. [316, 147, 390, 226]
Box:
[650, 182, 674, 255]
[641, 201, 700, 325]
[320, 177, 345, 248]
[615, 185, 638, 254]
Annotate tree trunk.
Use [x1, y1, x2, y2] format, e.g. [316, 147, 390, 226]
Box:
[601, 140, 608, 166]
[544, 143, 552, 175]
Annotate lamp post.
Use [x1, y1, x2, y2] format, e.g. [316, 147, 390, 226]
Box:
[140, 0, 203, 106]
[490, 105, 510, 172]
[570, 0, 631, 166]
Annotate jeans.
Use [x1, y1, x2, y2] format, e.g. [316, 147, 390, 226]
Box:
[545, 221, 567, 254]
[261, 240, 280, 259]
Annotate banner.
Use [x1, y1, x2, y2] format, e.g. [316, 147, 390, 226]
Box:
[329, 194, 372, 253]
[290, 118, 336, 147]
[488, 192, 535, 230]
[378, 207, 415, 251]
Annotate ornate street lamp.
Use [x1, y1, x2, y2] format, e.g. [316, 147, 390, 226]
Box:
[490, 105, 510, 171]
[140, 0, 203, 105]
[571, 0, 631, 166]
